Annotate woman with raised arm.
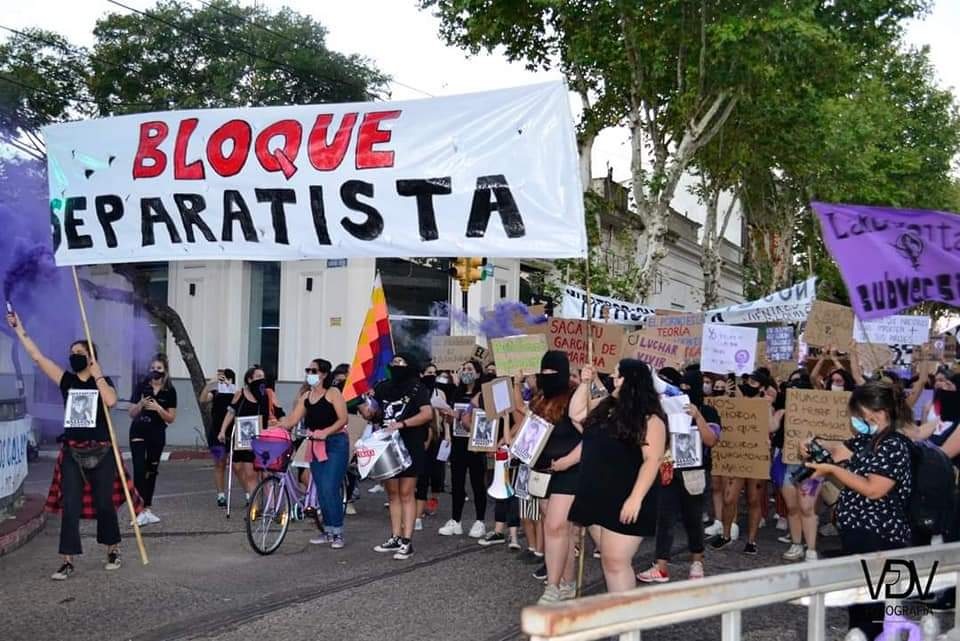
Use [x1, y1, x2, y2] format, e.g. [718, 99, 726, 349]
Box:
[569, 360, 666, 594]
[7, 311, 132, 580]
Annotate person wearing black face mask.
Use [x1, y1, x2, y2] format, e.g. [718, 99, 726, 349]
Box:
[127, 353, 177, 527]
[415, 363, 448, 531]
[360, 353, 434, 560]
[7, 312, 133, 580]
[200, 368, 237, 507]
[218, 367, 279, 502]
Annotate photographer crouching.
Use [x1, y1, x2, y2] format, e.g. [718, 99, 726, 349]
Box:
[803, 381, 914, 640]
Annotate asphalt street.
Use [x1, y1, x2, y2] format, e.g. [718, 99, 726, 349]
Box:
[1, 459, 858, 641]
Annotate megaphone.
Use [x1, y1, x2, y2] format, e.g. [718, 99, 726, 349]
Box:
[648, 364, 682, 397]
[487, 448, 514, 500]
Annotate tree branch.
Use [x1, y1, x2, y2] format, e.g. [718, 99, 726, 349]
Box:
[698, 0, 707, 102]
[718, 191, 739, 242]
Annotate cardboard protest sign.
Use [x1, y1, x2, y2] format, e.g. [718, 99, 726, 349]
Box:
[856, 343, 893, 374]
[547, 319, 624, 373]
[701, 324, 758, 375]
[44, 82, 586, 266]
[622, 330, 688, 371]
[854, 315, 931, 346]
[490, 334, 548, 376]
[919, 335, 958, 362]
[783, 389, 852, 464]
[765, 326, 795, 362]
[804, 301, 854, 348]
[481, 304, 549, 336]
[481, 377, 515, 419]
[473, 345, 495, 367]
[640, 313, 703, 350]
[706, 397, 770, 480]
[431, 336, 479, 371]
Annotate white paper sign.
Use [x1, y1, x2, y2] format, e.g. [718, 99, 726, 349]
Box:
[0, 417, 31, 500]
[668, 413, 693, 434]
[44, 82, 586, 266]
[217, 382, 237, 395]
[491, 379, 512, 415]
[64, 389, 99, 428]
[436, 439, 452, 462]
[854, 315, 931, 346]
[707, 277, 817, 325]
[660, 395, 691, 416]
[560, 285, 655, 324]
[701, 324, 759, 375]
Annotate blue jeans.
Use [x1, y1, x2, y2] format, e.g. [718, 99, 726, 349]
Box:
[310, 433, 349, 534]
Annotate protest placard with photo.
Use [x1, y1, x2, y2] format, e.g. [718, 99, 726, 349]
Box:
[469, 409, 499, 453]
[64, 389, 99, 429]
[672, 430, 703, 470]
[452, 403, 472, 438]
[783, 389, 852, 464]
[706, 397, 770, 480]
[510, 413, 554, 466]
[804, 301, 854, 348]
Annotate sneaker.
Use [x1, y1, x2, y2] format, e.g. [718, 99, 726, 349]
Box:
[782, 544, 805, 561]
[331, 534, 345, 550]
[479, 532, 506, 547]
[438, 519, 463, 536]
[468, 520, 486, 538]
[144, 510, 161, 525]
[637, 564, 670, 584]
[345, 503, 357, 516]
[538, 584, 563, 605]
[368, 484, 384, 494]
[374, 536, 402, 553]
[758, 517, 766, 529]
[523, 549, 542, 564]
[558, 581, 577, 600]
[702, 512, 712, 525]
[216, 494, 227, 508]
[393, 539, 414, 560]
[533, 564, 548, 581]
[805, 550, 819, 562]
[689, 561, 704, 580]
[777, 534, 794, 544]
[105, 551, 121, 571]
[593, 549, 601, 560]
[730, 523, 740, 541]
[414, 518, 423, 532]
[310, 533, 330, 545]
[776, 516, 788, 531]
[508, 539, 522, 551]
[51, 562, 74, 581]
[134, 511, 149, 527]
[704, 520, 722, 537]
[743, 542, 758, 556]
[819, 522, 839, 537]
[709, 537, 732, 551]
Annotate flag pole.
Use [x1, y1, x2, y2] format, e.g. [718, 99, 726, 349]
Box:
[577, 250, 592, 598]
[70, 267, 149, 565]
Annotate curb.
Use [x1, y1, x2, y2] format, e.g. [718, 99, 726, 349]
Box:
[0, 495, 47, 557]
[37, 449, 212, 462]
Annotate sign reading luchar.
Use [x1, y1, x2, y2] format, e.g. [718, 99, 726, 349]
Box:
[43, 82, 586, 265]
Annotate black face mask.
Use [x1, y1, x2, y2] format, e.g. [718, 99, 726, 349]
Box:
[150, 370, 165, 381]
[389, 364, 415, 382]
[69, 354, 88, 373]
[741, 384, 760, 398]
[421, 375, 437, 389]
[332, 377, 346, 391]
[537, 373, 567, 398]
[248, 381, 265, 397]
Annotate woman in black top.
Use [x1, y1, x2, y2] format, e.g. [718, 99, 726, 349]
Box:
[128, 353, 177, 526]
[806, 381, 914, 639]
[361, 353, 433, 561]
[8, 311, 123, 580]
[200, 368, 237, 507]
[438, 359, 488, 539]
[218, 367, 277, 499]
[569, 359, 666, 596]
[280, 359, 348, 548]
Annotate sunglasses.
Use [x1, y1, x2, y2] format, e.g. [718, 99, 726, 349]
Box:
[305, 368, 320, 374]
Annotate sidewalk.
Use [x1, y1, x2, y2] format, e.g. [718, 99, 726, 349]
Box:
[0, 495, 46, 557]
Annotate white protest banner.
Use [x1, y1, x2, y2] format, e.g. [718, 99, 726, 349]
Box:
[707, 277, 817, 325]
[765, 326, 795, 362]
[560, 285, 655, 325]
[0, 417, 31, 500]
[853, 315, 931, 346]
[701, 324, 759, 375]
[44, 82, 586, 265]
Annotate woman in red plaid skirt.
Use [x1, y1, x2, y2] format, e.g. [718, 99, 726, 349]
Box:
[8, 311, 137, 580]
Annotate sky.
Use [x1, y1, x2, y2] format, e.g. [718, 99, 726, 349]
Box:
[5, 0, 960, 247]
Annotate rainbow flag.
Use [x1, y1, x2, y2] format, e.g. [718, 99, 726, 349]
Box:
[343, 273, 394, 404]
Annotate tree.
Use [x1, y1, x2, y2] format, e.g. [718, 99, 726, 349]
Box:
[0, 0, 387, 430]
[420, 0, 930, 302]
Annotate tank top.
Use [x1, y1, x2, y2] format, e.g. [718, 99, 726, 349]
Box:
[304, 391, 341, 433]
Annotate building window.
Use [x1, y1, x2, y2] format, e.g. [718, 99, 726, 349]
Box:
[519, 264, 546, 306]
[249, 262, 281, 378]
[376, 259, 450, 367]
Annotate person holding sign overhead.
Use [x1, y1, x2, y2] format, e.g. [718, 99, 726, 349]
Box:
[7, 311, 131, 580]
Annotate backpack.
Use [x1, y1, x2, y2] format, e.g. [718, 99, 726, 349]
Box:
[893, 433, 956, 537]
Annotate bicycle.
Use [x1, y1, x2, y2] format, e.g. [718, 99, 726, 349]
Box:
[245, 432, 349, 555]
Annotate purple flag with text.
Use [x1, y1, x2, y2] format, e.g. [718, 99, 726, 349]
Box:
[811, 201, 960, 320]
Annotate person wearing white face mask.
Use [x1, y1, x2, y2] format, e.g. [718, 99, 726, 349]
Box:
[804, 381, 914, 640]
[280, 359, 349, 548]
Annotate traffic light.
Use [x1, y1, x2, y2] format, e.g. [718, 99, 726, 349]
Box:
[448, 257, 487, 291]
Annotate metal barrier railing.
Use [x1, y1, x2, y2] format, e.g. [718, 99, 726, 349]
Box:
[522, 543, 960, 641]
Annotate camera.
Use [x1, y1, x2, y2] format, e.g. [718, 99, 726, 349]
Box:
[791, 438, 834, 484]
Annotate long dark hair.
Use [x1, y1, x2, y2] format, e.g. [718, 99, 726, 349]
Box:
[848, 381, 911, 448]
[455, 359, 483, 397]
[827, 368, 856, 392]
[149, 352, 172, 390]
[586, 359, 665, 447]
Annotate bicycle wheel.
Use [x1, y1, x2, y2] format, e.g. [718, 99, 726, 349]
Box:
[246, 475, 291, 555]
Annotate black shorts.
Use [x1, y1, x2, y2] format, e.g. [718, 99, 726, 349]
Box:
[547, 465, 580, 497]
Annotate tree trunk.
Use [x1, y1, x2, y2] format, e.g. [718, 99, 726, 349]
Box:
[81, 268, 211, 433]
[700, 189, 722, 309]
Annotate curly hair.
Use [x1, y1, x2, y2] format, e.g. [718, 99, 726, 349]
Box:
[585, 359, 665, 448]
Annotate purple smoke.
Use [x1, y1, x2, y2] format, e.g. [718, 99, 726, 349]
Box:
[4, 241, 57, 301]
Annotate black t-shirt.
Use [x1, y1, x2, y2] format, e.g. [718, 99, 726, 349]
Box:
[129, 381, 178, 440]
[373, 381, 432, 426]
[209, 392, 234, 442]
[60, 372, 115, 442]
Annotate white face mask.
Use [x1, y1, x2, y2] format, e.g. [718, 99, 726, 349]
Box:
[703, 383, 713, 396]
[831, 384, 845, 392]
[306, 374, 321, 387]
